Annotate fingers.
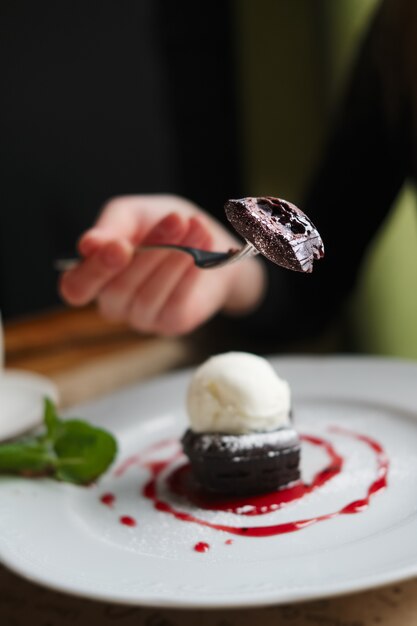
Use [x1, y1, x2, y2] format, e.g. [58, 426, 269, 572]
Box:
[59, 239, 133, 306]
[78, 194, 200, 258]
[60, 211, 186, 308]
[144, 212, 185, 245]
[126, 217, 212, 332]
[59, 191, 239, 335]
[96, 213, 189, 321]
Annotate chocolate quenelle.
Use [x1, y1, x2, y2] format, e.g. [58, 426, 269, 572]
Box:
[225, 196, 324, 272]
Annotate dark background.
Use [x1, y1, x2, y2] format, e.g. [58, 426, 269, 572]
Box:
[0, 1, 241, 318]
[3, 0, 417, 360]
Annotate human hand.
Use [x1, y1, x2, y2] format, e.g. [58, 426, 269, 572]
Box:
[59, 195, 266, 336]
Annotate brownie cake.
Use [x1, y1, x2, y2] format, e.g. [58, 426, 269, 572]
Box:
[182, 352, 301, 496]
[182, 428, 300, 496]
[225, 196, 324, 272]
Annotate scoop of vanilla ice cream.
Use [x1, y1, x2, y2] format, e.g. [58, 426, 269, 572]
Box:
[186, 352, 291, 434]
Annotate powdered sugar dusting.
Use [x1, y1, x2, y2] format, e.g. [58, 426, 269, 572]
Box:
[189, 428, 299, 458]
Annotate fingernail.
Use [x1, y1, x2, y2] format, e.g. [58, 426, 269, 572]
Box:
[152, 214, 182, 241]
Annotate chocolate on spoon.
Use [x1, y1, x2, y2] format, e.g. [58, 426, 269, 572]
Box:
[225, 196, 324, 273]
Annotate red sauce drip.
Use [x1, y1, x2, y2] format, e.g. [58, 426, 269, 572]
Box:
[100, 492, 115, 507]
[194, 542, 210, 553]
[138, 429, 388, 538]
[225, 539, 233, 545]
[330, 427, 388, 514]
[120, 515, 137, 527]
[114, 439, 179, 477]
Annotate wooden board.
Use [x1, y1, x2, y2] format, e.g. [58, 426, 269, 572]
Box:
[4, 307, 190, 406]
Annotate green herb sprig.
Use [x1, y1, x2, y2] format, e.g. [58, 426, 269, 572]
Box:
[0, 399, 117, 484]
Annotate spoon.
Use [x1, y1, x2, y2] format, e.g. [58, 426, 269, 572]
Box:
[54, 241, 258, 271]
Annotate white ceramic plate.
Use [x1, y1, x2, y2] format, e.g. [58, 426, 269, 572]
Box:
[0, 370, 59, 441]
[0, 356, 417, 608]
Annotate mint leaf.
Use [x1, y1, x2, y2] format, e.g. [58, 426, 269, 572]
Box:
[54, 419, 117, 484]
[0, 399, 117, 485]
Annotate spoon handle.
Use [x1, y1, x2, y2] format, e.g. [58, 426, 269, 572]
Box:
[54, 242, 258, 271]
